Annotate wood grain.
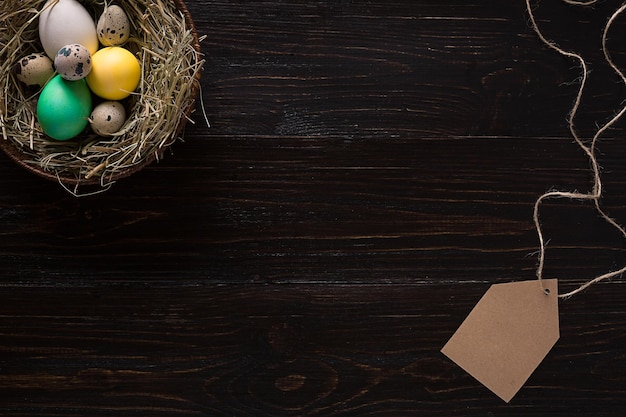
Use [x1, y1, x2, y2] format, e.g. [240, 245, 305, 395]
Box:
[1, 0, 626, 415]
[1, 285, 626, 416]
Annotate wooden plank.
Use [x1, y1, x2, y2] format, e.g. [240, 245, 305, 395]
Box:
[0, 133, 624, 286]
[0, 284, 625, 416]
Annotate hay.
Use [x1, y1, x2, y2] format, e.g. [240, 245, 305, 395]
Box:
[0, 0, 203, 188]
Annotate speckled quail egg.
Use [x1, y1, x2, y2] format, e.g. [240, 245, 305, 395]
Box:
[89, 101, 127, 136]
[54, 44, 92, 80]
[97, 5, 131, 46]
[14, 52, 55, 87]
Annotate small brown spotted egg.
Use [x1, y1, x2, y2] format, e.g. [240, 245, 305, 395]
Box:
[97, 5, 131, 46]
[14, 52, 55, 87]
[89, 101, 126, 136]
[54, 44, 92, 81]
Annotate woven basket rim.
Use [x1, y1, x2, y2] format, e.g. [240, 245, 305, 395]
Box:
[0, 0, 202, 188]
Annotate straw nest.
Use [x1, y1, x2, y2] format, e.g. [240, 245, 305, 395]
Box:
[0, 0, 203, 190]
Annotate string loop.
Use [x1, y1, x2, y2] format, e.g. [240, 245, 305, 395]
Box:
[526, 0, 626, 298]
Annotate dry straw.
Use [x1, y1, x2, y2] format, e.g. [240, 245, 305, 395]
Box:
[0, 0, 203, 191]
[526, 0, 626, 298]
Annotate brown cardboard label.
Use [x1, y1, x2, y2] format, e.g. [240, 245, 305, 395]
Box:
[441, 279, 560, 402]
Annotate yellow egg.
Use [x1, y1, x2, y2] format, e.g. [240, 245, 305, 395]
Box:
[86, 47, 141, 100]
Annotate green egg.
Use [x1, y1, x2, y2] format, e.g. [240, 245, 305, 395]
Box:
[37, 74, 92, 140]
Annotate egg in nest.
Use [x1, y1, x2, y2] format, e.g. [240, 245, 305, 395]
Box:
[14, 53, 55, 87]
[97, 5, 131, 46]
[54, 43, 92, 81]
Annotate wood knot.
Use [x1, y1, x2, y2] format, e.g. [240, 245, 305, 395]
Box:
[275, 374, 306, 392]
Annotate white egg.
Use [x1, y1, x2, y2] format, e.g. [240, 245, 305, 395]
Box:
[39, 0, 99, 59]
[89, 101, 127, 136]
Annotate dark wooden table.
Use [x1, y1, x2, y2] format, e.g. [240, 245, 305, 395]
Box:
[2, 0, 626, 415]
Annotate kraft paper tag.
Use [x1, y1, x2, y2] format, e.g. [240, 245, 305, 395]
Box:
[441, 279, 559, 402]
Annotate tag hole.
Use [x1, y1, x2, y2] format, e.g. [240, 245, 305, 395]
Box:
[544, 288, 551, 295]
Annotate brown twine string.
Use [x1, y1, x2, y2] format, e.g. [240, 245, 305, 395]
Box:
[561, 0, 599, 6]
[526, 0, 626, 298]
